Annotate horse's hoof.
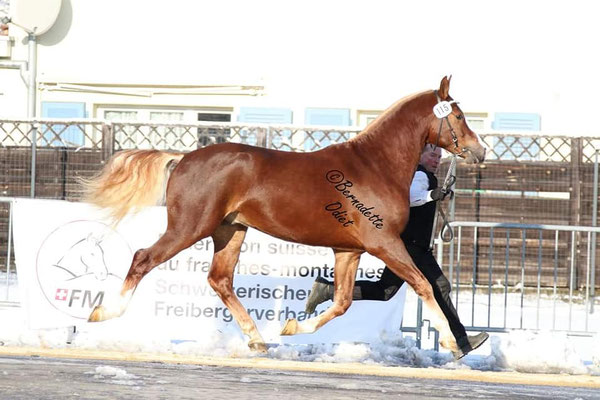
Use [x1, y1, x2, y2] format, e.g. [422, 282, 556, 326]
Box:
[88, 305, 105, 322]
[248, 340, 268, 353]
[280, 318, 298, 336]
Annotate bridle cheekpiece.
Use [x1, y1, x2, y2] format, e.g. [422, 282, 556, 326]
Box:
[433, 90, 462, 152]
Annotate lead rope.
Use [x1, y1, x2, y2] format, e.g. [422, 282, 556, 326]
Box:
[438, 155, 457, 242]
[429, 154, 457, 250]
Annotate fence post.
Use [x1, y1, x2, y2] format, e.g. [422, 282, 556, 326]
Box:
[3, 201, 13, 301]
[591, 150, 598, 312]
[570, 138, 582, 286]
[30, 122, 38, 198]
[257, 127, 267, 148]
[101, 123, 115, 163]
[474, 166, 482, 284]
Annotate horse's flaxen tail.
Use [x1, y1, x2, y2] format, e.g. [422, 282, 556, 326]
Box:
[80, 149, 185, 223]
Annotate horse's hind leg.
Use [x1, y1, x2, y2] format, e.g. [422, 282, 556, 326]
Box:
[88, 224, 205, 322]
[281, 250, 362, 335]
[206, 223, 268, 352]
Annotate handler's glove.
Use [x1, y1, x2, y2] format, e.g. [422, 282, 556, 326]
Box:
[430, 187, 453, 201]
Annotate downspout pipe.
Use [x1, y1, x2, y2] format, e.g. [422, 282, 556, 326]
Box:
[27, 33, 36, 117]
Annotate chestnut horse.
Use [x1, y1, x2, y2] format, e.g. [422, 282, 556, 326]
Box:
[85, 77, 485, 353]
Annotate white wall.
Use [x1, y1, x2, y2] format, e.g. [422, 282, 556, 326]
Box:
[1, 0, 599, 134]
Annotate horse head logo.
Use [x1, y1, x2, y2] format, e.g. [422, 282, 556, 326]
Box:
[53, 233, 109, 281]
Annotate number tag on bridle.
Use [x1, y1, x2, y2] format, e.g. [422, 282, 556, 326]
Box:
[433, 101, 453, 119]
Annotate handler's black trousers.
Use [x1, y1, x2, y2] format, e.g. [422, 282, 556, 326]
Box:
[353, 243, 468, 341]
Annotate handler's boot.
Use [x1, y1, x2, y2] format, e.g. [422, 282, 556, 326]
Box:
[305, 276, 333, 314]
[452, 332, 489, 360]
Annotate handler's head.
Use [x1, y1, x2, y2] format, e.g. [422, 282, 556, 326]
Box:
[420, 144, 441, 173]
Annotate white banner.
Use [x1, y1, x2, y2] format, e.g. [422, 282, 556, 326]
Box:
[13, 199, 406, 345]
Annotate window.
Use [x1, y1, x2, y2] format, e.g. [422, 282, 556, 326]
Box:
[0, 1, 9, 36]
[197, 112, 231, 147]
[97, 106, 232, 150]
[41, 102, 86, 147]
[356, 110, 382, 128]
[237, 107, 293, 148]
[464, 112, 488, 131]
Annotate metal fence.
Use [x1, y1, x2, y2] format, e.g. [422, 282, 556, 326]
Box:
[404, 222, 600, 349]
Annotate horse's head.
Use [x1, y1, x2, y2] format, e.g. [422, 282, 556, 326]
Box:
[426, 76, 486, 164]
[80, 234, 109, 281]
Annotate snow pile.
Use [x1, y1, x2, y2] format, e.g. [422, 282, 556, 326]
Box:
[87, 366, 141, 386]
[1, 271, 599, 376]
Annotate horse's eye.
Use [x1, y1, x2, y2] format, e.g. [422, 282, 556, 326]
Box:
[455, 114, 463, 120]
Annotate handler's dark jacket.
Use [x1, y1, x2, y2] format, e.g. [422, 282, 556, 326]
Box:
[400, 165, 438, 249]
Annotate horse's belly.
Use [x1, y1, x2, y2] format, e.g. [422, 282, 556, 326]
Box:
[231, 209, 362, 250]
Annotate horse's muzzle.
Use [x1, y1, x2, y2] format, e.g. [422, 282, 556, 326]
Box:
[463, 146, 486, 164]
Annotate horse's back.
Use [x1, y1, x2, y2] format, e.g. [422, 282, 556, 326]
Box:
[177, 142, 330, 184]
[167, 142, 364, 248]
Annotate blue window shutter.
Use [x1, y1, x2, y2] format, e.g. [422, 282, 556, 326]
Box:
[237, 107, 292, 124]
[236, 107, 293, 149]
[303, 108, 351, 151]
[492, 113, 540, 131]
[41, 102, 86, 146]
[305, 108, 351, 126]
[491, 113, 541, 161]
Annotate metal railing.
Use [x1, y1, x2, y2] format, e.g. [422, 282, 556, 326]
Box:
[404, 221, 600, 350]
[2, 118, 600, 156]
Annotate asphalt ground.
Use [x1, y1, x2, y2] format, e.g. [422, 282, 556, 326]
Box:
[0, 347, 599, 400]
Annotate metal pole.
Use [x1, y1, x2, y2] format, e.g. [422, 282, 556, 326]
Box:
[27, 33, 37, 117]
[4, 201, 12, 301]
[415, 298, 423, 349]
[30, 123, 37, 198]
[28, 34, 37, 198]
[591, 150, 598, 313]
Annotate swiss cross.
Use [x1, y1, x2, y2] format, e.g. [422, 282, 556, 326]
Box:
[55, 288, 68, 301]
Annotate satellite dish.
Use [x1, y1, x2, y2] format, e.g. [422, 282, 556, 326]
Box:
[10, 0, 62, 36]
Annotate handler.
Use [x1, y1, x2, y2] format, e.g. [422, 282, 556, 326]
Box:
[305, 144, 489, 360]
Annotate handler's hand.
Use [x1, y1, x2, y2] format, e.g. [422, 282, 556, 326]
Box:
[431, 187, 453, 201]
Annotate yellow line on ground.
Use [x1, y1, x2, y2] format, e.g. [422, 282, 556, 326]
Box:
[1, 346, 599, 389]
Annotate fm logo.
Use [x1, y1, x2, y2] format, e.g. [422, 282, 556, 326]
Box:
[36, 220, 132, 319]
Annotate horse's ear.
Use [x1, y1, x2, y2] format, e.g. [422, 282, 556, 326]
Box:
[86, 232, 102, 245]
[438, 76, 451, 99]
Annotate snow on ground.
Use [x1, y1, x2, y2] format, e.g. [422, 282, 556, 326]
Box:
[1, 271, 599, 376]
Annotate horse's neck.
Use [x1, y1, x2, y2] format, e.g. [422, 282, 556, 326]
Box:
[351, 92, 431, 180]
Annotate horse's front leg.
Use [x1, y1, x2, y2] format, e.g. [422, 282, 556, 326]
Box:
[281, 250, 361, 335]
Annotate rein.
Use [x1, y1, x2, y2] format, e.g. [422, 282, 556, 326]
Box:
[437, 155, 456, 243]
[428, 155, 456, 249]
